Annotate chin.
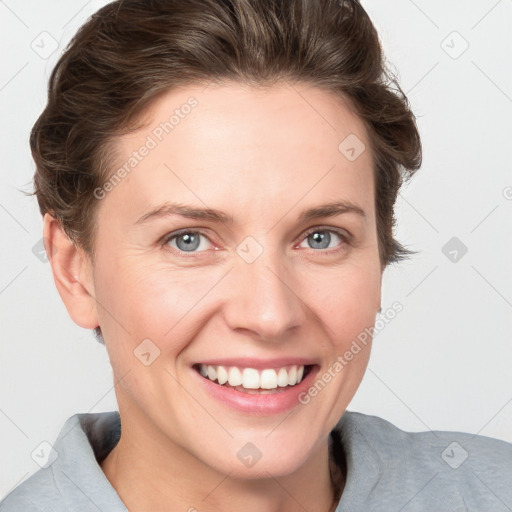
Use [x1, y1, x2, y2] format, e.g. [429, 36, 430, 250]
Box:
[193, 428, 323, 480]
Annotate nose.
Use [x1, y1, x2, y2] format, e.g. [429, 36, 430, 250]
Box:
[221, 245, 306, 342]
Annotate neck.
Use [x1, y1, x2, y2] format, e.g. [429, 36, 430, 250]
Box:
[100, 413, 342, 512]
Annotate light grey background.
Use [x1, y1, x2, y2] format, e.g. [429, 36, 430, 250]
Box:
[1, 0, 511, 498]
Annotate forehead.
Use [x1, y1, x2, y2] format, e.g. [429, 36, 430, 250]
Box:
[102, 81, 375, 224]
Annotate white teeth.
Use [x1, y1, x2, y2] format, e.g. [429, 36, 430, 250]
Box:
[228, 367, 242, 386]
[242, 368, 260, 389]
[198, 364, 307, 390]
[277, 368, 289, 387]
[207, 365, 217, 382]
[260, 369, 277, 389]
[288, 365, 297, 386]
[217, 365, 229, 385]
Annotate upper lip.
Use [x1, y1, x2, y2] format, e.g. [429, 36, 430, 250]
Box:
[193, 357, 317, 369]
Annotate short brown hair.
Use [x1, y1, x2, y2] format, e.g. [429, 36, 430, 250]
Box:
[30, 0, 421, 267]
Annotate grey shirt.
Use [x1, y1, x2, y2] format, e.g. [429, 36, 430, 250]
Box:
[1, 410, 511, 511]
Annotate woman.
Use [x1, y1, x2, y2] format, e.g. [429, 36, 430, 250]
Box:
[1, 0, 510, 510]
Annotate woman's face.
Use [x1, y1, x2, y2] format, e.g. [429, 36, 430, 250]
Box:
[90, 81, 382, 477]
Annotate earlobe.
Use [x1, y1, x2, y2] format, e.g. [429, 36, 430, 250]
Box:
[43, 213, 99, 329]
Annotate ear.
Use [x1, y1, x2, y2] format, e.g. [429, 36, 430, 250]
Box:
[377, 265, 384, 313]
[43, 213, 99, 329]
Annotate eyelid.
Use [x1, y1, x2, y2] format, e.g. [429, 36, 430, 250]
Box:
[297, 225, 352, 244]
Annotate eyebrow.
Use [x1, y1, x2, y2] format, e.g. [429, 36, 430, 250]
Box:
[135, 200, 366, 226]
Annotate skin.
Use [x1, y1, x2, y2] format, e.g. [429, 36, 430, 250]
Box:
[44, 81, 382, 512]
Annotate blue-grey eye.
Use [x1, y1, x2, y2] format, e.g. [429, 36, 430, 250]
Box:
[166, 231, 211, 252]
[176, 233, 199, 251]
[298, 229, 345, 251]
[309, 231, 330, 249]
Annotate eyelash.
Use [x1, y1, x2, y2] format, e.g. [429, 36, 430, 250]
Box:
[160, 226, 352, 257]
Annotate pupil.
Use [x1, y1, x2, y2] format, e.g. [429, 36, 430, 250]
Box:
[310, 231, 330, 249]
[177, 233, 199, 251]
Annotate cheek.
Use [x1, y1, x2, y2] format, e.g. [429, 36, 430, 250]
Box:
[94, 259, 223, 353]
[92, 262, 195, 398]
[308, 261, 381, 347]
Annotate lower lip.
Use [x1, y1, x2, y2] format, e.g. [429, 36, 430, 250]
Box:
[193, 366, 319, 414]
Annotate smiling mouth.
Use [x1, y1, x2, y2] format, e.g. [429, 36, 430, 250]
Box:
[193, 363, 314, 394]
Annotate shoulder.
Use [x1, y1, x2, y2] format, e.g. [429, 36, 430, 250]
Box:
[0, 469, 59, 512]
[341, 410, 512, 460]
[0, 414, 84, 512]
[335, 411, 512, 510]
[0, 414, 86, 512]
[0, 412, 124, 512]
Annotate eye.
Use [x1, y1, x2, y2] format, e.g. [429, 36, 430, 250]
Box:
[297, 227, 350, 252]
[162, 230, 213, 253]
[161, 226, 351, 256]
